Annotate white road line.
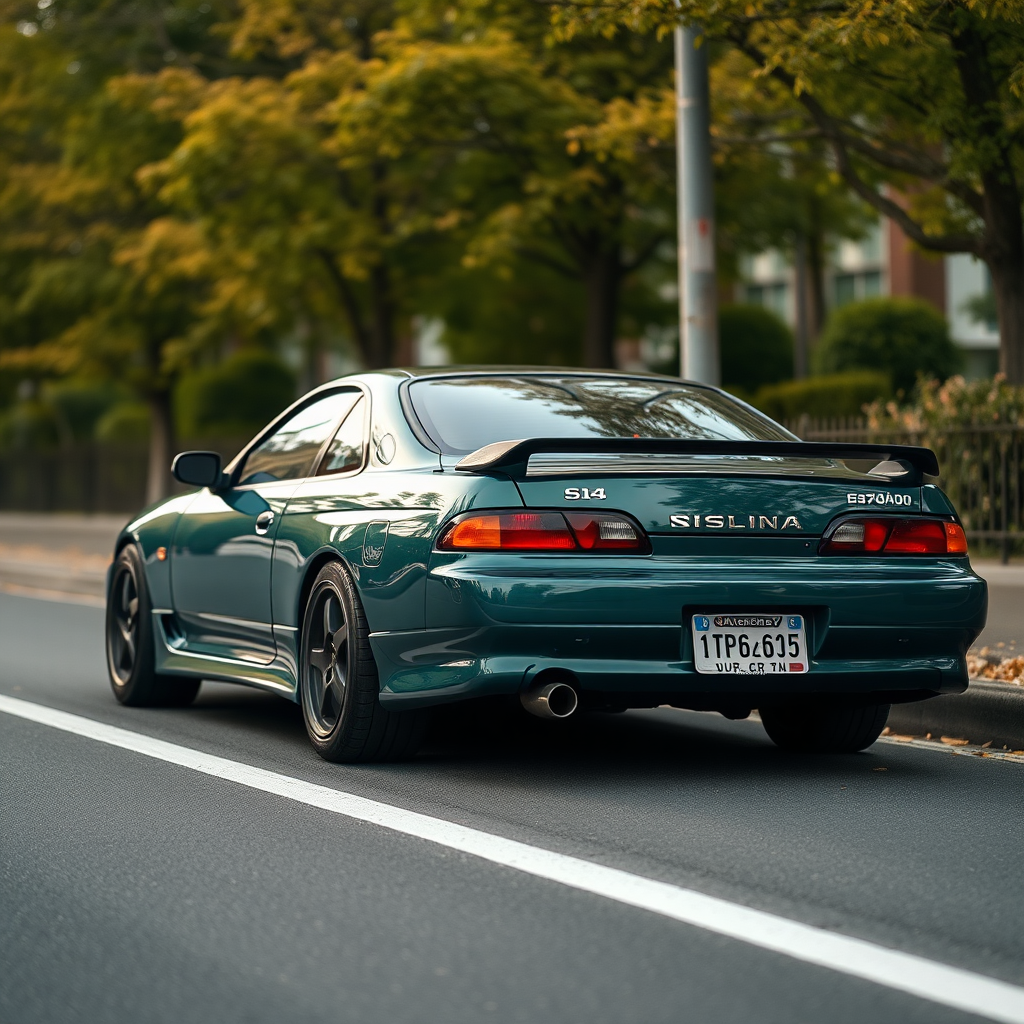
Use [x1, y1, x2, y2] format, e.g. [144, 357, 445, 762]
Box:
[2, 693, 1022, 1024]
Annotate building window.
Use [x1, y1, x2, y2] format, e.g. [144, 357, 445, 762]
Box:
[834, 274, 857, 307]
[834, 270, 883, 308]
[746, 283, 788, 320]
[860, 223, 882, 264]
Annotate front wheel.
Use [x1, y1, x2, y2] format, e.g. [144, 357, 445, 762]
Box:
[106, 545, 201, 708]
[299, 561, 429, 763]
[760, 701, 890, 753]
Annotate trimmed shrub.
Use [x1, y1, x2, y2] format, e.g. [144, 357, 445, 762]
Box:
[719, 304, 794, 392]
[0, 400, 61, 449]
[44, 378, 124, 441]
[754, 371, 891, 421]
[815, 297, 961, 394]
[95, 401, 150, 441]
[176, 349, 297, 438]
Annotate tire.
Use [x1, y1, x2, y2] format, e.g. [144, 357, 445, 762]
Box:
[106, 545, 201, 708]
[299, 561, 429, 763]
[760, 701, 890, 753]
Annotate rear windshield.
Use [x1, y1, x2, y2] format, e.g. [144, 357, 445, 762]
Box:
[407, 375, 792, 455]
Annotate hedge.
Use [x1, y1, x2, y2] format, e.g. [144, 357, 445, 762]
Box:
[753, 371, 891, 421]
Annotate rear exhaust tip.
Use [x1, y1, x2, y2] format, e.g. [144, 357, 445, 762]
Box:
[521, 681, 579, 720]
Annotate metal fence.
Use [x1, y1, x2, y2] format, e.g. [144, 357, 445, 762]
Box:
[786, 416, 1024, 561]
[0, 439, 246, 515]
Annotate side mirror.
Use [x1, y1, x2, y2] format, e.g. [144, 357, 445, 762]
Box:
[172, 451, 225, 489]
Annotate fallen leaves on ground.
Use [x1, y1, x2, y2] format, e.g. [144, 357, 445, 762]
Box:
[941, 736, 970, 746]
[967, 648, 1024, 685]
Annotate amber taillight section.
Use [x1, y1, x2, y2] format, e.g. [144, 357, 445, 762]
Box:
[438, 511, 649, 553]
[819, 517, 968, 556]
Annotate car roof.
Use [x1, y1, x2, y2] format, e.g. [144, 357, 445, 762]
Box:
[342, 366, 711, 388]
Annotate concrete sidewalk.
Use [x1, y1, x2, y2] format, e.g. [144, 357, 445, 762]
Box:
[0, 513, 124, 605]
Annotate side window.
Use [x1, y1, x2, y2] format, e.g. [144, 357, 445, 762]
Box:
[238, 391, 360, 486]
[318, 396, 367, 476]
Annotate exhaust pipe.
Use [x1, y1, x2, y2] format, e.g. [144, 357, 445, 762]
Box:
[521, 681, 579, 720]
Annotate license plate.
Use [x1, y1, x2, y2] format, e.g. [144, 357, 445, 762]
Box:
[691, 613, 808, 675]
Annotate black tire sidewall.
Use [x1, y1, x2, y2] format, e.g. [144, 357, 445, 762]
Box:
[106, 545, 156, 704]
[761, 701, 890, 753]
[299, 562, 376, 759]
[106, 545, 199, 708]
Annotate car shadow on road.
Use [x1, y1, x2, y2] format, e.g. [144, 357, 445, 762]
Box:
[415, 699, 942, 787]
[184, 683, 941, 790]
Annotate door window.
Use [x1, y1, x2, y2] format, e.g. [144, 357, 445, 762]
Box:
[318, 396, 367, 476]
[237, 391, 360, 486]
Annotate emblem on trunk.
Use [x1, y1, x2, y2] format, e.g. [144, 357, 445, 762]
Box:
[669, 514, 802, 531]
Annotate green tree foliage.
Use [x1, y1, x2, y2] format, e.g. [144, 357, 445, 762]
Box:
[718, 304, 792, 393]
[0, 5, 245, 498]
[815, 298, 962, 394]
[175, 349, 297, 438]
[554, 0, 1024, 383]
[710, 46, 874, 342]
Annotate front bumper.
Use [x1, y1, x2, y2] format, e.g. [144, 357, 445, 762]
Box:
[372, 554, 987, 710]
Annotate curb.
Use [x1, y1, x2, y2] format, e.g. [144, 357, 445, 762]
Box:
[887, 680, 1024, 750]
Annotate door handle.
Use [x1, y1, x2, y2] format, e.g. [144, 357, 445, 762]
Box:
[255, 511, 275, 535]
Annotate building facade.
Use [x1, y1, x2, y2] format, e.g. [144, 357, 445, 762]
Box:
[740, 217, 1000, 379]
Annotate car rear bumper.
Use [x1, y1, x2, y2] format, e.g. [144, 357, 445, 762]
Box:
[374, 555, 986, 710]
[372, 622, 974, 709]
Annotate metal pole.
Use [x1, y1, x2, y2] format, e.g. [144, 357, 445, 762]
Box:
[674, 24, 719, 385]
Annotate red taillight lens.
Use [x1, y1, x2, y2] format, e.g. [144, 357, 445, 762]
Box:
[438, 511, 649, 553]
[885, 519, 947, 553]
[440, 512, 575, 551]
[819, 517, 969, 556]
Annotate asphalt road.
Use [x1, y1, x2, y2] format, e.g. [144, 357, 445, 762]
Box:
[2, 592, 1023, 1024]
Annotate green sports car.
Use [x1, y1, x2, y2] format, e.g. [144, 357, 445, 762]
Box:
[105, 368, 988, 761]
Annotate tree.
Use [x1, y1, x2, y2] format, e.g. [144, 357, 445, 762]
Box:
[0, 0, 266, 498]
[329, 2, 679, 367]
[815, 296, 962, 393]
[710, 48, 873, 349]
[552, 1, 1024, 382]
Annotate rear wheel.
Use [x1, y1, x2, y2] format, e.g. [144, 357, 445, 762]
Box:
[760, 701, 890, 753]
[299, 561, 429, 763]
[106, 545, 201, 707]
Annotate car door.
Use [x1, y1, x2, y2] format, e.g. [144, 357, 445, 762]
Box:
[171, 388, 362, 664]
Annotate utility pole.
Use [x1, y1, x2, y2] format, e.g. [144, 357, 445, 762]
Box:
[674, 24, 719, 385]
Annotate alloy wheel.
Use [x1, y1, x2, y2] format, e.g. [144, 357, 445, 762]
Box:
[304, 584, 349, 737]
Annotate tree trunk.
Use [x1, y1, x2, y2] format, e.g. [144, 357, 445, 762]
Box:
[793, 233, 809, 379]
[368, 263, 396, 368]
[990, 258, 1024, 383]
[948, 17, 1024, 383]
[804, 228, 827, 341]
[317, 249, 374, 368]
[582, 246, 620, 368]
[145, 390, 175, 506]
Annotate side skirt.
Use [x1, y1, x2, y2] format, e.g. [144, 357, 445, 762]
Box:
[151, 611, 299, 701]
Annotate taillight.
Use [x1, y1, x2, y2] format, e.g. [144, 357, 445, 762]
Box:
[440, 513, 574, 550]
[819, 517, 968, 556]
[438, 511, 649, 553]
[564, 513, 646, 550]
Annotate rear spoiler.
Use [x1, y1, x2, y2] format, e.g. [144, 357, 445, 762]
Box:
[454, 438, 940, 482]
